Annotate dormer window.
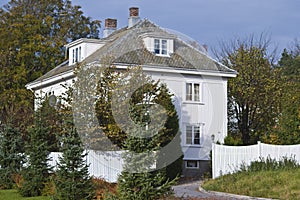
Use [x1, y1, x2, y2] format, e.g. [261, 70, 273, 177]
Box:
[154, 39, 167, 55]
[72, 46, 82, 64]
[141, 34, 174, 57]
[65, 38, 105, 66]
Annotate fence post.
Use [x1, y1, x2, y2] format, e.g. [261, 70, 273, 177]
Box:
[212, 143, 215, 179]
[257, 141, 261, 158]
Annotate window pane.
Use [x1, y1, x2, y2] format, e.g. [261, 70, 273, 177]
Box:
[194, 83, 200, 101]
[186, 83, 192, 101]
[154, 39, 160, 54]
[186, 160, 198, 168]
[186, 125, 192, 144]
[72, 49, 75, 63]
[161, 40, 167, 55]
[75, 47, 78, 62]
[194, 126, 200, 144]
[79, 46, 81, 62]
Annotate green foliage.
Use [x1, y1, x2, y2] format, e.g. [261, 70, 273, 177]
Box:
[95, 66, 126, 148]
[202, 157, 300, 199]
[203, 167, 300, 199]
[203, 156, 300, 199]
[0, 123, 24, 189]
[53, 124, 95, 200]
[117, 170, 177, 200]
[239, 156, 299, 172]
[19, 112, 53, 197]
[36, 97, 64, 151]
[110, 66, 180, 199]
[0, 189, 51, 200]
[224, 135, 243, 146]
[0, 0, 100, 133]
[268, 46, 300, 145]
[216, 35, 281, 145]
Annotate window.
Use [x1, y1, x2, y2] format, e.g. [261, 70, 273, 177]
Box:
[79, 46, 81, 61]
[186, 160, 199, 168]
[154, 39, 160, 54]
[72, 46, 82, 64]
[186, 125, 201, 145]
[72, 49, 75, 63]
[75, 47, 78, 62]
[154, 39, 168, 55]
[161, 39, 167, 55]
[186, 83, 200, 101]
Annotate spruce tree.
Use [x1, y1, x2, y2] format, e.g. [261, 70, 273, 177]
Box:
[19, 112, 52, 197]
[53, 124, 95, 200]
[115, 67, 180, 199]
[0, 123, 24, 189]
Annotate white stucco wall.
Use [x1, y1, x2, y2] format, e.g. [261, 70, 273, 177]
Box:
[32, 67, 228, 161]
[147, 70, 228, 160]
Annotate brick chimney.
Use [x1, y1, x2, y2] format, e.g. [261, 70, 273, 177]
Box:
[103, 18, 117, 38]
[128, 7, 140, 28]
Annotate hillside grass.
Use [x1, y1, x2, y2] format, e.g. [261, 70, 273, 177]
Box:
[0, 189, 50, 200]
[202, 157, 300, 200]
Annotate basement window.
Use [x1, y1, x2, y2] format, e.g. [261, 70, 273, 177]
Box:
[185, 160, 199, 169]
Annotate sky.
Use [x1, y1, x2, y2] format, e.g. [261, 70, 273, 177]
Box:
[1, 0, 299, 58]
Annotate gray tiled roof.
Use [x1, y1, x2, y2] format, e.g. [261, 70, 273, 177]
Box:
[30, 19, 236, 85]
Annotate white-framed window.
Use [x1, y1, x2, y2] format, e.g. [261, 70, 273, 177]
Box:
[185, 124, 202, 145]
[72, 49, 75, 63]
[72, 46, 82, 64]
[185, 160, 199, 169]
[186, 83, 200, 101]
[154, 38, 168, 55]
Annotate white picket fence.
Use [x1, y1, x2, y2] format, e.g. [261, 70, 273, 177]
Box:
[49, 151, 124, 182]
[212, 142, 300, 179]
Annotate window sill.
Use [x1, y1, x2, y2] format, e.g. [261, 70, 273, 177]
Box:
[154, 53, 170, 57]
[182, 101, 205, 105]
[183, 145, 203, 148]
[186, 167, 199, 169]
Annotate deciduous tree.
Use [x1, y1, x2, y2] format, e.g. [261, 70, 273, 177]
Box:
[214, 34, 282, 145]
[0, 0, 100, 131]
[269, 43, 300, 144]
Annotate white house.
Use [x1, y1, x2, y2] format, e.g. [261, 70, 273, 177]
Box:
[26, 7, 236, 177]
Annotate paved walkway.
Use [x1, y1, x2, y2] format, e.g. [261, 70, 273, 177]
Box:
[172, 180, 273, 200]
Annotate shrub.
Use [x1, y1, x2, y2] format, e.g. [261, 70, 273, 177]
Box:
[92, 177, 117, 199]
[240, 156, 300, 173]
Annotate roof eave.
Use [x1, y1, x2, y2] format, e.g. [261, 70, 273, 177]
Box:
[26, 70, 75, 91]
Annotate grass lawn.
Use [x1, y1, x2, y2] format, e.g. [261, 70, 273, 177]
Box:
[202, 167, 300, 199]
[0, 190, 50, 200]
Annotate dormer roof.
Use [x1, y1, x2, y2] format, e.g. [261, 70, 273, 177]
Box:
[26, 19, 236, 90]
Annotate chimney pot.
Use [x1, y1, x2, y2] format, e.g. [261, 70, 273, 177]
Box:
[105, 18, 117, 29]
[129, 7, 139, 17]
[103, 18, 117, 38]
[128, 7, 140, 28]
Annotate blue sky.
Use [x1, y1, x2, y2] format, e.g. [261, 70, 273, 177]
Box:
[1, 0, 299, 57]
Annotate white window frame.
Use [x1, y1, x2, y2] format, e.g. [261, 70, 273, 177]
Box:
[72, 46, 82, 64]
[153, 38, 168, 56]
[185, 82, 201, 102]
[185, 160, 199, 169]
[185, 124, 203, 146]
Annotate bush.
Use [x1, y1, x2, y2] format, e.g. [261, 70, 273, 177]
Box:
[239, 156, 300, 173]
[92, 177, 117, 199]
[224, 135, 243, 146]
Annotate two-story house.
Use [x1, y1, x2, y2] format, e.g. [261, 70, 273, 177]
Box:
[26, 7, 236, 178]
